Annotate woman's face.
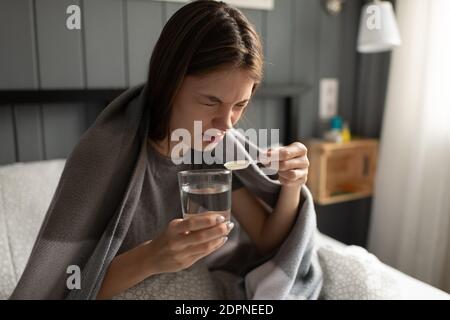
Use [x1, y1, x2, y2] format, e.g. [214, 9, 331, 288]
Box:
[169, 68, 255, 151]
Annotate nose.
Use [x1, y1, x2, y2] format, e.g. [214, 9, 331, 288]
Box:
[212, 108, 234, 132]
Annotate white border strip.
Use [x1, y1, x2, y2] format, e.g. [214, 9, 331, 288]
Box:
[158, 0, 274, 10]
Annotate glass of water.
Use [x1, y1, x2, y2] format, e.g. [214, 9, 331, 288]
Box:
[178, 169, 232, 222]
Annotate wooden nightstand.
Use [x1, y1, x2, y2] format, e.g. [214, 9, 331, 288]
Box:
[306, 139, 379, 205]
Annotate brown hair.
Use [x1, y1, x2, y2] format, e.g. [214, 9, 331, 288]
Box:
[145, 0, 264, 142]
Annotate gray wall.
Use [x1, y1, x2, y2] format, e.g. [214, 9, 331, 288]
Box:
[0, 0, 363, 164]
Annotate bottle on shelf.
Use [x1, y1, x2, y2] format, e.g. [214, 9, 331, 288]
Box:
[324, 116, 343, 143]
[341, 122, 352, 143]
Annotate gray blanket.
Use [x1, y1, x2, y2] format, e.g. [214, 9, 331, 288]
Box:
[10, 83, 323, 300]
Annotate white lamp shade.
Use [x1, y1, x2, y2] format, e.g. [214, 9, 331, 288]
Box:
[357, 1, 401, 53]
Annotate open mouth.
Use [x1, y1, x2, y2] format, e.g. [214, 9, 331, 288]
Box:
[202, 132, 225, 143]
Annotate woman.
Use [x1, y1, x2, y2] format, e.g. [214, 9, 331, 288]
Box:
[97, 0, 309, 299]
[11, 0, 318, 300]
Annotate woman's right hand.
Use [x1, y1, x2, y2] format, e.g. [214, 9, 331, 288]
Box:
[144, 213, 234, 274]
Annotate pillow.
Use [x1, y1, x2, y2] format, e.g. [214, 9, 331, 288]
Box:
[0, 198, 16, 300]
[0, 159, 65, 299]
[317, 243, 403, 300]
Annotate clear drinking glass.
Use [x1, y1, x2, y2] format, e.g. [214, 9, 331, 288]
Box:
[178, 169, 232, 222]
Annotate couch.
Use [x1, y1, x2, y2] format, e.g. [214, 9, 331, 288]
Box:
[0, 159, 449, 300]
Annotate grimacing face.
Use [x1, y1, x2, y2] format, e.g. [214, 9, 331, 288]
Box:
[169, 68, 255, 151]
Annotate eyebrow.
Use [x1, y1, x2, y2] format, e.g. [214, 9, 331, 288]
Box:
[198, 94, 250, 104]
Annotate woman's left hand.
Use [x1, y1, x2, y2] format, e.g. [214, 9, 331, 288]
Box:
[268, 142, 309, 187]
